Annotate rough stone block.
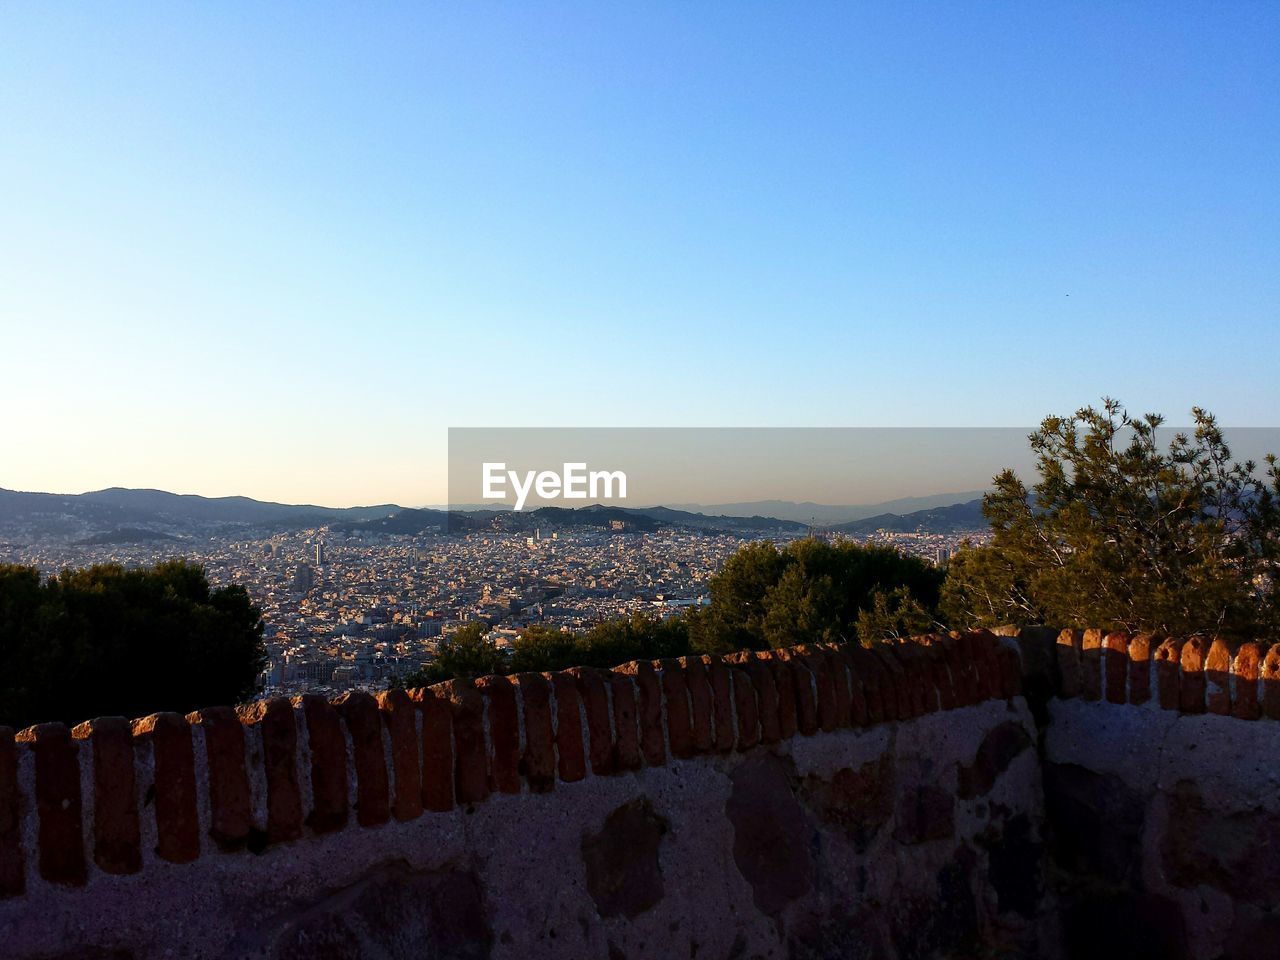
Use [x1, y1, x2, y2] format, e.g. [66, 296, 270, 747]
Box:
[17, 723, 87, 884]
[657, 659, 696, 759]
[508, 675, 552, 792]
[187, 707, 253, 850]
[1080, 629, 1104, 701]
[1204, 638, 1233, 716]
[1127, 635, 1153, 705]
[1057, 629, 1083, 698]
[729, 667, 759, 750]
[133, 713, 200, 864]
[411, 686, 456, 811]
[333, 691, 390, 826]
[678, 656, 715, 754]
[237, 699, 303, 844]
[616, 660, 665, 767]
[377, 688, 424, 820]
[1154, 638, 1185, 711]
[702, 655, 736, 752]
[608, 672, 642, 771]
[1178, 637, 1208, 714]
[1104, 632, 1129, 704]
[549, 672, 587, 782]
[295, 695, 348, 834]
[1232, 642, 1263, 721]
[476, 676, 521, 794]
[1262, 644, 1280, 721]
[439, 679, 490, 802]
[569, 667, 615, 775]
[0, 727, 24, 897]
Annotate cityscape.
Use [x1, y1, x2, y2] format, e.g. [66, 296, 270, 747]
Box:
[0, 497, 988, 698]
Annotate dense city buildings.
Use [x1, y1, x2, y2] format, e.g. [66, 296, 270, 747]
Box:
[0, 518, 987, 699]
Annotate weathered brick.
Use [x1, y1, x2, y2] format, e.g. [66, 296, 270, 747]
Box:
[549, 672, 587, 782]
[378, 689, 423, 820]
[1128, 635, 1153, 704]
[17, 724, 86, 884]
[1261, 644, 1280, 721]
[1057, 629, 1083, 698]
[789, 653, 822, 734]
[440, 679, 490, 802]
[848, 645, 887, 722]
[1104, 632, 1130, 704]
[1179, 637, 1208, 714]
[608, 672, 642, 770]
[0, 727, 23, 897]
[658, 660, 696, 758]
[616, 660, 665, 766]
[334, 691, 390, 826]
[238, 699, 303, 844]
[72, 717, 141, 874]
[1080, 629, 1105, 701]
[916, 641, 947, 710]
[410, 687, 456, 810]
[899, 642, 937, 714]
[703, 655, 736, 752]
[1232, 642, 1263, 721]
[833, 646, 869, 724]
[187, 706, 252, 850]
[819, 647, 853, 727]
[731, 654, 780, 743]
[476, 676, 521, 794]
[678, 656, 715, 753]
[798, 648, 840, 731]
[510, 674, 553, 791]
[1204, 638, 1233, 716]
[133, 713, 199, 864]
[937, 636, 973, 711]
[569, 667, 615, 775]
[768, 654, 800, 738]
[993, 641, 1022, 699]
[871, 644, 911, 719]
[971, 630, 1005, 701]
[1154, 638, 1185, 711]
[295, 696, 348, 834]
[729, 667, 759, 750]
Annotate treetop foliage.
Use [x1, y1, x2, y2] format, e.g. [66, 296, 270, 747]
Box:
[0, 560, 265, 730]
[941, 400, 1280, 641]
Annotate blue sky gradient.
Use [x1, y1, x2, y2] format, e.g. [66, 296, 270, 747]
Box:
[1, 3, 1276, 505]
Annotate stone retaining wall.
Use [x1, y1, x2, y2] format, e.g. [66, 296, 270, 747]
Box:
[1040, 629, 1280, 960]
[0, 633, 1044, 959]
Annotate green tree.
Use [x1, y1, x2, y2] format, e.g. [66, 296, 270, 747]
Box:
[509, 624, 580, 673]
[855, 585, 937, 645]
[577, 612, 690, 667]
[0, 560, 265, 730]
[690, 537, 943, 653]
[400, 621, 504, 686]
[941, 400, 1280, 640]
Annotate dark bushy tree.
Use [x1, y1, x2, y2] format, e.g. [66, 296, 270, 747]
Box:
[400, 621, 503, 686]
[941, 400, 1280, 641]
[690, 538, 943, 652]
[0, 560, 265, 730]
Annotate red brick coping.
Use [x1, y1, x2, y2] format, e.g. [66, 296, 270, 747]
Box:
[1053, 628, 1280, 721]
[0, 633, 1020, 898]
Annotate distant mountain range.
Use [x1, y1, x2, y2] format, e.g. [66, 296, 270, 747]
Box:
[830, 499, 986, 535]
[664, 491, 988, 524]
[0, 485, 989, 542]
[0, 487, 398, 541]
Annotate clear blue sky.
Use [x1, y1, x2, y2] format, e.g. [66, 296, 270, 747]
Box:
[1, 3, 1276, 506]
